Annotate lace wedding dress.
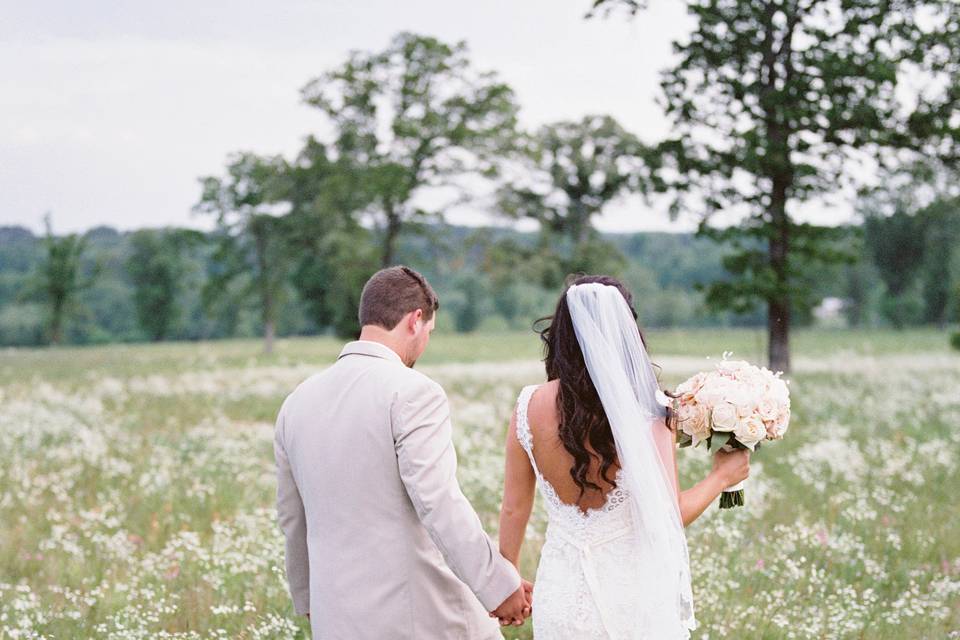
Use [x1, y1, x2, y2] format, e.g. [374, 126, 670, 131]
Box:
[515, 384, 692, 640]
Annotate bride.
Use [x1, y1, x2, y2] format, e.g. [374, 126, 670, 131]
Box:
[496, 275, 750, 638]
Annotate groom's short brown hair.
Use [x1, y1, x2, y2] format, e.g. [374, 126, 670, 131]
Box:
[359, 266, 440, 330]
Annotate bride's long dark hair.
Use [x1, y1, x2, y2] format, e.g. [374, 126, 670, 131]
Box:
[535, 274, 669, 498]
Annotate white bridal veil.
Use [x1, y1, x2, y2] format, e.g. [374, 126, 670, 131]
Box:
[566, 282, 696, 635]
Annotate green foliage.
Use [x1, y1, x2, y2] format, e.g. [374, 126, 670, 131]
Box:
[917, 199, 960, 325]
[698, 221, 857, 317]
[0, 226, 39, 274]
[281, 137, 379, 339]
[879, 290, 924, 330]
[0, 214, 950, 347]
[127, 230, 198, 341]
[480, 233, 568, 291]
[289, 230, 376, 339]
[861, 163, 960, 329]
[32, 216, 94, 345]
[446, 272, 487, 333]
[864, 210, 926, 297]
[488, 282, 555, 330]
[951, 332, 960, 351]
[864, 210, 928, 329]
[196, 153, 292, 353]
[498, 116, 654, 241]
[839, 252, 882, 328]
[302, 32, 520, 266]
[622, 263, 704, 328]
[496, 115, 651, 280]
[0, 303, 44, 346]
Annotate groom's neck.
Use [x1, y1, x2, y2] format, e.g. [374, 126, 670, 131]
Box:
[357, 326, 408, 364]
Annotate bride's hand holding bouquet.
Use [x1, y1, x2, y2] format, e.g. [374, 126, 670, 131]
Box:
[672, 355, 791, 509]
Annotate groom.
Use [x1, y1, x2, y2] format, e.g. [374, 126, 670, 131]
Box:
[274, 265, 531, 639]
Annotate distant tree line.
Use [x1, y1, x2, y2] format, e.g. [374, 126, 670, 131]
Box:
[1, 209, 957, 349]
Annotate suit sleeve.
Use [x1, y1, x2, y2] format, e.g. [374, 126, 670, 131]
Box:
[274, 400, 311, 616]
[392, 379, 521, 611]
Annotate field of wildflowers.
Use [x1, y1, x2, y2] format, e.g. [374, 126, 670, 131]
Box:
[1, 329, 957, 639]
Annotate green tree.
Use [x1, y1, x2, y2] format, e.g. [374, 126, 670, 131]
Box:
[302, 32, 519, 267]
[33, 215, 94, 345]
[860, 161, 960, 328]
[863, 208, 927, 329]
[840, 252, 881, 328]
[447, 271, 487, 333]
[282, 137, 378, 338]
[497, 115, 649, 280]
[126, 229, 201, 341]
[593, 0, 960, 372]
[917, 198, 960, 326]
[196, 153, 290, 354]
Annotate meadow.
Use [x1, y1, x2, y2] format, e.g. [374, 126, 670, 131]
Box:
[1, 328, 958, 639]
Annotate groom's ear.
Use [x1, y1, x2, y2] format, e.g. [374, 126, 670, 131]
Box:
[406, 308, 424, 334]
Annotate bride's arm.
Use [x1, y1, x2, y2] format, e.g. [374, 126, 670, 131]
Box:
[678, 468, 730, 526]
[498, 411, 537, 570]
[656, 416, 750, 526]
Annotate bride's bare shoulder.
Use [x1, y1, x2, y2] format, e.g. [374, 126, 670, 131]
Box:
[528, 380, 560, 426]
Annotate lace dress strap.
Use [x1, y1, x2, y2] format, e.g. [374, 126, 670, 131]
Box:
[514, 384, 541, 475]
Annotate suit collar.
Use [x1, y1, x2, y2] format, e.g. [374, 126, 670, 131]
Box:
[338, 340, 405, 365]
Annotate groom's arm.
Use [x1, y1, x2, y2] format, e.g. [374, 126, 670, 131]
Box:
[274, 401, 310, 616]
[392, 377, 521, 612]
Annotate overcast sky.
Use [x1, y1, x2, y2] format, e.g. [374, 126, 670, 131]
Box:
[1, 1, 858, 236]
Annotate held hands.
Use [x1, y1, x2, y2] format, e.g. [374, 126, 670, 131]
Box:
[489, 579, 533, 626]
[712, 447, 750, 488]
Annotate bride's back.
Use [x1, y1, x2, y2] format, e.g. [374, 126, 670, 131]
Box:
[527, 274, 645, 515]
[526, 379, 620, 513]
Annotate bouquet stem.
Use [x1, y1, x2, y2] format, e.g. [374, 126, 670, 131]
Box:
[720, 478, 745, 509]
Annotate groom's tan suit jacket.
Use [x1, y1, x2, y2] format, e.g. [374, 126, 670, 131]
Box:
[274, 340, 519, 639]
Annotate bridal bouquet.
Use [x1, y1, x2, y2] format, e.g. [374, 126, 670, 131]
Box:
[672, 354, 791, 509]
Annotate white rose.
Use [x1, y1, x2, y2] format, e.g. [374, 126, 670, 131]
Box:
[679, 402, 711, 445]
[734, 415, 766, 450]
[764, 420, 778, 439]
[695, 377, 733, 407]
[773, 407, 791, 437]
[676, 372, 706, 403]
[769, 377, 790, 406]
[747, 370, 769, 389]
[729, 385, 760, 418]
[711, 402, 739, 432]
[757, 395, 779, 421]
[716, 359, 750, 377]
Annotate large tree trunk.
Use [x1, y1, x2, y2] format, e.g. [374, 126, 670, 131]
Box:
[768, 297, 790, 373]
[768, 175, 791, 373]
[570, 205, 589, 247]
[761, 3, 795, 374]
[382, 207, 401, 268]
[263, 318, 275, 355]
[253, 221, 276, 355]
[49, 315, 63, 346]
[49, 299, 64, 345]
